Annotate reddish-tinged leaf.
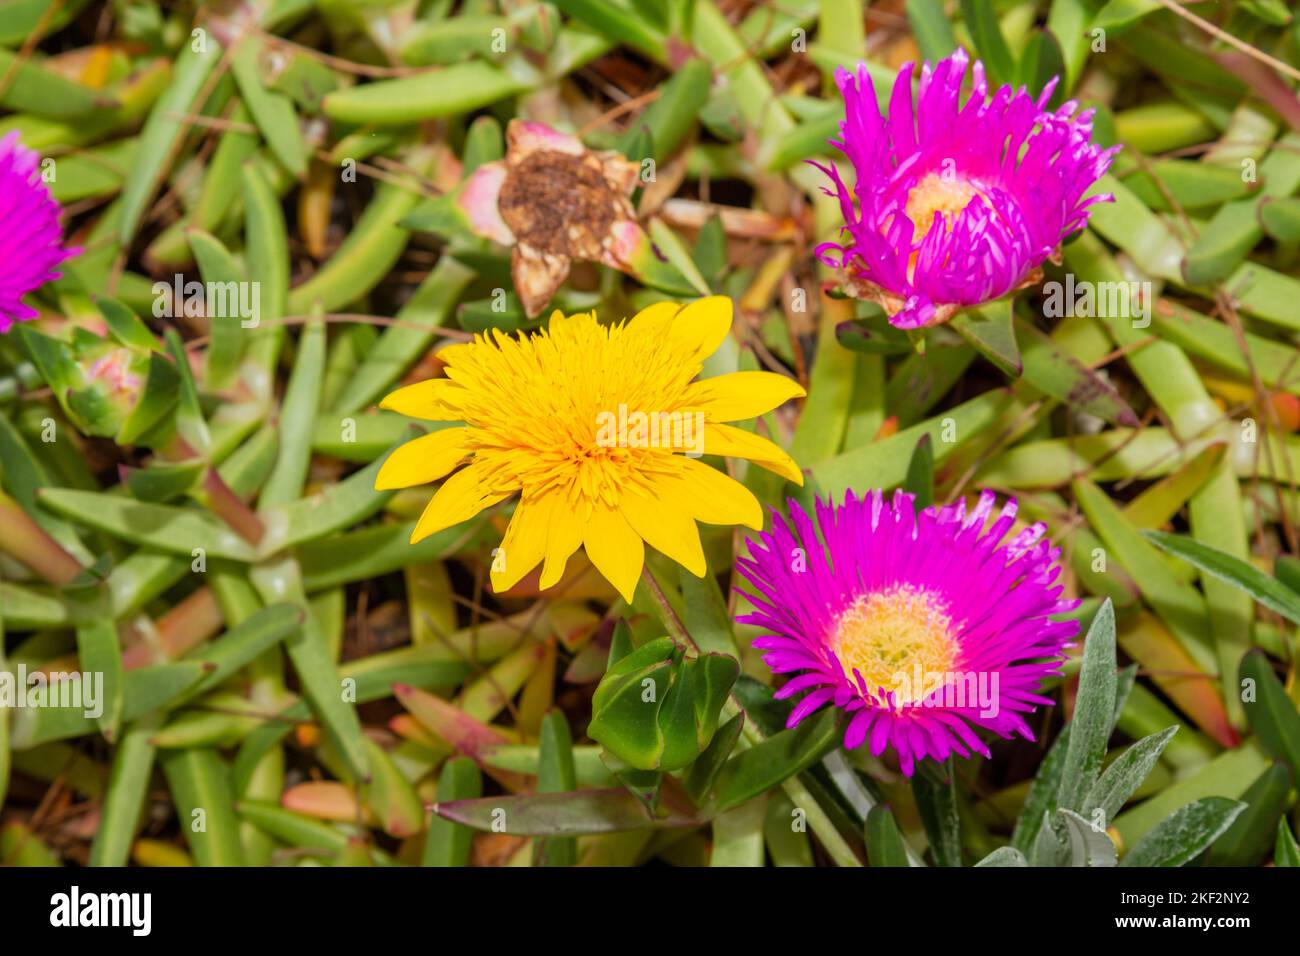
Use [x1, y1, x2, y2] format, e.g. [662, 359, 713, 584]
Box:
[281, 782, 376, 825]
[1120, 613, 1237, 748]
[394, 683, 527, 790]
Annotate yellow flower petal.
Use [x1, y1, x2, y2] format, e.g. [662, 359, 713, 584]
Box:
[582, 503, 644, 603]
[379, 378, 465, 421]
[411, 465, 509, 544]
[628, 299, 682, 337]
[669, 295, 732, 363]
[375, 427, 472, 490]
[542, 310, 596, 351]
[703, 423, 804, 485]
[686, 370, 806, 422]
[621, 484, 706, 578]
[665, 458, 763, 530]
[490, 493, 555, 593]
[539, 499, 584, 589]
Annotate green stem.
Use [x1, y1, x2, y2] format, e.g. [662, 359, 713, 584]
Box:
[161, 433, 266, 545]
[640, 564, 695, 651]
[766, 730, 864, 868]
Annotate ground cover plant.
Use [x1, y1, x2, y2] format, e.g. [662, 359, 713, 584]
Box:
[1, 0, 1300, 870]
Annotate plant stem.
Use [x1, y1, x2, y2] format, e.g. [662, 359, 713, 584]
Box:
[640, 564, 696, 651]
[767, 728, 865, 868]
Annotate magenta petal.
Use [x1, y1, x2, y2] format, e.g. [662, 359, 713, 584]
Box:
[0, 131, 75, 331]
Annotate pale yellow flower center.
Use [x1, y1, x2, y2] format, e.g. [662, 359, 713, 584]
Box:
[903, 172, 983, 240]
[832, 585, 957, 703]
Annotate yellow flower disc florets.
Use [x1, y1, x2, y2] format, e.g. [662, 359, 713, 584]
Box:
[833, 584, 959, 706]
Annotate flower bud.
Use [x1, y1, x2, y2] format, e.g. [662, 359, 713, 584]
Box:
[587, 636, 739, 772]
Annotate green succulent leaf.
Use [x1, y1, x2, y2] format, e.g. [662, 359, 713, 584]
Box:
[1207, 764, 1293, 867]
[1238, 650, 1300, 781]
[1058, 808, 1118, 868]
[1083, 725, 1179, 826]
[1145, 530, 1300, 626]
[865, 805, 912, 868]
[1120, 797, 1246, 867]
[974, 846, 1028, 867]
[1276, 820, 1300, 867]
[1057, 600, 1117, 813]
[710, 707, 840, 814]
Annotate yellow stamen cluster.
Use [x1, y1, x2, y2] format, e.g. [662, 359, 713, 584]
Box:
[833, 584, 957, 704]
[903, 172, 983, 240]
[445, 310, 701, 504]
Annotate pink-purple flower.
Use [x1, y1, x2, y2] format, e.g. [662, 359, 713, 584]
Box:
[814, 49, 1118, 330]
[0, 132, 74, 333]
[737, 489, 1079, 776]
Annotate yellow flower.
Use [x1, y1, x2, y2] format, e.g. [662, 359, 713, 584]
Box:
[374, 296, 805, 602]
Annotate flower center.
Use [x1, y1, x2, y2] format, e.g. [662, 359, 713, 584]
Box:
[903, 172, 983, 240]
[451, 312, 703, 502]
[832, 585, 957, 703]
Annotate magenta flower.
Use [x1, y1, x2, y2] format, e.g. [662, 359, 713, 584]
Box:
[736, 489, 1079, 776]
[814, 49, 1118, 330]
[0, 132, 74, 333]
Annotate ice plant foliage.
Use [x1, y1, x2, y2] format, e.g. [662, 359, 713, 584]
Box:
[375, 297, 805, 603]
[815, 49, 1118, 330]
[0, 131, 75, 332]
[738, 490, 1079, 776]
[460, 120, 648, 318]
